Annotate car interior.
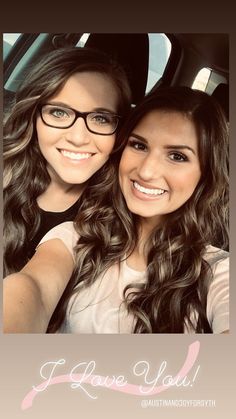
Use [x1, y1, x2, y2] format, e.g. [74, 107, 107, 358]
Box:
[3, 33, 229, 120]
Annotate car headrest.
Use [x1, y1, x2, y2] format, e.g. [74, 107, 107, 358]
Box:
[211, 83, 229, 121]
[85, 33, 149, 105]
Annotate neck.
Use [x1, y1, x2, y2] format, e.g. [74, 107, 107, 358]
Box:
[138, 215, 162, 241]
[46, 179, 85, 196]
[126, 217, 162, 272]
[37, 169, 86, 212]
[135, 215, 164, 258]
[46, 164, 85, 194]
[37, 183, 84, 212]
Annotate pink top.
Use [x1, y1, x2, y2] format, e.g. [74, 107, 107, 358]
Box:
[38, 222, 229, 334]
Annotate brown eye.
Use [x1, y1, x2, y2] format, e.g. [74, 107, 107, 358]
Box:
[169, 152, 188, 162]
[128, 139, 147, 151]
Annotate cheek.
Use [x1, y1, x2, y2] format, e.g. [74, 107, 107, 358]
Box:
[97, 135, 116, 155]
[36, 118, 50, 147]
[118, 160, 127, 184]
[190, 167, 202, 189]
[36, 117, 60, 148]
[176, 169, 201, 194]
[118, 156, 132, 195]
[118, 159, 126, 188]
[119, 149, 131, 175]
[36, 117, 44, 137]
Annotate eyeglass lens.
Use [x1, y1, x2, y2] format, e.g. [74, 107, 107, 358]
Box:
[41, 104, 118, 134]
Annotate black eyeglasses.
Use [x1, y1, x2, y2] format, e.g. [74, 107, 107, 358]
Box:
[39, 103, 121, 135]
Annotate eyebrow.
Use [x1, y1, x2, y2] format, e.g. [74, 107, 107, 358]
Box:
[130, 133, 148, 143]
[130, 133, 197, 155]
[47, 101, 117, 114]
[164, 144, 196, 155]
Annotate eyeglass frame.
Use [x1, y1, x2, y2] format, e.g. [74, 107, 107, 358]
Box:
[38, 103, 122, 136]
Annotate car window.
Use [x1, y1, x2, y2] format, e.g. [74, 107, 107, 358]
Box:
[146, 33, 171, 93]
[192, 67, 227, 93]
[3, 33, 22, 59]
[77, 33, 90, 47]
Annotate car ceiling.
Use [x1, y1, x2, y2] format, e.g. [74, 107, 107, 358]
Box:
[175, 33, 229, 73]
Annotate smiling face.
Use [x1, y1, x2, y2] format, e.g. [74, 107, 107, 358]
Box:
[36, 71, 119, 187]
[119, 110, 201, 227]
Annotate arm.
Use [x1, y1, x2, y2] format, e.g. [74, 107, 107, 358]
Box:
[3, 239, 74, 333]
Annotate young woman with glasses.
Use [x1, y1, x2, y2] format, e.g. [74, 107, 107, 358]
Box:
[3, 86, 229, 334]
[3, 47, 132, 275]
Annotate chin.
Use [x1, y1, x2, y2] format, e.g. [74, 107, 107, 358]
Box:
[62, 177, 88, 185]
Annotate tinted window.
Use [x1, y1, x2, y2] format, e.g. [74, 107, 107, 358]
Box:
[3, 33, 22, 59]
[146, 33, 171, 93]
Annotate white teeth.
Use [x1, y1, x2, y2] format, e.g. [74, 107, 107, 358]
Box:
[133, 181, 165, 196]
[61, 150, 92, 160]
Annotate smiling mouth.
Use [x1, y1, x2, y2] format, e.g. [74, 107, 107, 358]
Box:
[60, 149, 94, 161]
[133, 181, 166, 196]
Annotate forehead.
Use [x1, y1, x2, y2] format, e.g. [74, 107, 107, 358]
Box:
[50, 71, 119, 110]
[134, 109, 198, 147]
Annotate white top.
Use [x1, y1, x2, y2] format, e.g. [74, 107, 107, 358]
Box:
[38, 221, 229, 334]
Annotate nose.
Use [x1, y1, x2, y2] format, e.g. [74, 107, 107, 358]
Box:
[137, 154, 163, 181]
[65, 117, 91, 146]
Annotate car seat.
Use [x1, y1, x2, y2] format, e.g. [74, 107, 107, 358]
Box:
[86, 33, 149, 105]
[211, 83, 229, 121]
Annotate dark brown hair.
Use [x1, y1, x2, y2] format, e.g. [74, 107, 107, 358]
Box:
[48, 86, 228, 333]
[4, 47, 132, 275]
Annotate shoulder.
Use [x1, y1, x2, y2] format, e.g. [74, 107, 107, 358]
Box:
[204, 245, 229, 280]
[37, 221, 78, 259]
[204, 245, 229, 266]
[205, 245, 229, 333]
[204, 245, 229, 289]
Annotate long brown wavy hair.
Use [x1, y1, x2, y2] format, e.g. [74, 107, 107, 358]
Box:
[48, 86, 229, 334]
[3, 47, 132, 275]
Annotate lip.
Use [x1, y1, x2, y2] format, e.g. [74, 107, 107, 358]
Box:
[132, 179, 167, 191]
[57, 148, 95, 163]
[130, 180, 167, 201]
